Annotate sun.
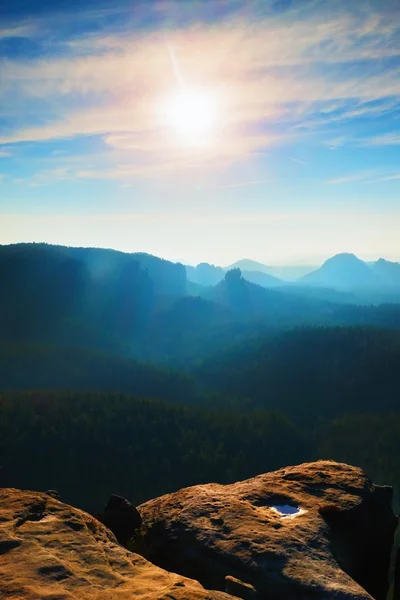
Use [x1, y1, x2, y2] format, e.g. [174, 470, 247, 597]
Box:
[163, 88, 218, 143]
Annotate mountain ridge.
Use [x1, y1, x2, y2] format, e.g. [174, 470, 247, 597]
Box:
[300, 253, 400, 290]
[186, 253, 400, 291]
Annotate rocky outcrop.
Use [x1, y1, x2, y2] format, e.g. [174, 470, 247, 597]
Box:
[0, 488, 233, 600]
[45, 489, 61, 501]
[101, 494, 142, 545]
[1, 463, 396, 600]
[139, 461, 397, 600]
[392, 518, 400, 600]
[394, 552, 400, 600]
[225, 575, 258, 599]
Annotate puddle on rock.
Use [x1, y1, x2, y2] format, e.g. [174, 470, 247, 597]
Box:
[270, 505, 306, 518]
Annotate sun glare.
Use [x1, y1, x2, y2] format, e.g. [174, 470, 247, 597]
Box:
[163, 88, 218, 143]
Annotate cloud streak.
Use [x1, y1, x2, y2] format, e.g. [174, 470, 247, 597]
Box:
[326, 172, 376, 185]
[290, 157, 306, 165]
[359, 133, 400, 146]
[367, 173, 400, 183]
[221, 179, 270, 189]
[326, 169, 400, 185]
[0, 1, 399, 179]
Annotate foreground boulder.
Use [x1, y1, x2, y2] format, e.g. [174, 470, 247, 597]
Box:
[225, 576, 258, 599]
[0, 488, 233, 600]
[392, 518, 400, 600]
[139, 461, 397, 600]
[394, 552, 400, 600]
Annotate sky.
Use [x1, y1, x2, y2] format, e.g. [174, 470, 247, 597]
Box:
[0, 0, 399, 266]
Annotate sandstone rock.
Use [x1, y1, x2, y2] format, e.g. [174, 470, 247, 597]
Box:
[0, 488, 235, 600]
[101, 494, 142, 545]
[139, 461, 397, 600]
[394, 553, 400, 600]
[45, 489, 61, 501]
[225, 575, 258, 599]
[392, 518, 400, 600]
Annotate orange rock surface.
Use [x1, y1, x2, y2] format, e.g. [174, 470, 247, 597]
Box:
[139, 461, 396, 600]
[0, 488, 233, 600]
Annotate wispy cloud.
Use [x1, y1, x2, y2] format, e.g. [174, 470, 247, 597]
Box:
[323, 135, 351, 150]
[289, 157, 306, 165]
[324, 130, 400, 149]
[74, 136, 276, 181]
[0, 24, 36, 39]
[358, 132, 400, 146]
[327, 168, 400, 185]
[0, 1, 399, 178]
[326, 170, 380, 185]
[221, 179, 270, 189]
[367, 173, 400, 183]
[299, 98, 400, 130]
[23, 166, 74, 187]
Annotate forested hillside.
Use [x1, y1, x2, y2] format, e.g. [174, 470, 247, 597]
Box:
[196, 327, 400, 423]
[1, 243, 400, 514]
[0, 391, 309, 511]
[1, 390, 399, 512]
[0, 243, 184, 351]
[1, 244, 400, 366]
[0, 345, 196, 402]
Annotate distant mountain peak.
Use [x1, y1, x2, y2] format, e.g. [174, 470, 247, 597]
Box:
[371, 257, 400, 286]
[375, 257, 398, 266]
[301, 253, 380, 289]
[324, 253, 362, 263]
[226, 259, 272, 272]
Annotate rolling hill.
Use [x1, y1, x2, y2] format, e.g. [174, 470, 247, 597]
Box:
[300, 253, 382, 289]
[370, 258, 400, 286]
[227, 259, 316, 280]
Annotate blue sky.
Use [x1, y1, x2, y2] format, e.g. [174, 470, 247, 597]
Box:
[0, 0, 399, 265]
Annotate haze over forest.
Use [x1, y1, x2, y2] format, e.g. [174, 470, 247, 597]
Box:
[0, 1, 400, 597]
[1, 240, 400, 514]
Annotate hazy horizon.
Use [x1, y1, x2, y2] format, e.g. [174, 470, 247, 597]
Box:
[1, 0, 399, 263]
[1, 239, 399, 269]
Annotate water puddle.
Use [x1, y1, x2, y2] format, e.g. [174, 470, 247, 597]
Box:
[270, 504, 306, 518]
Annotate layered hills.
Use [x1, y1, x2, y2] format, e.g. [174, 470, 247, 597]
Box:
[1, 243, 400, 366]
[1, 242, 400, 599]
[186, 253, 400, 301]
